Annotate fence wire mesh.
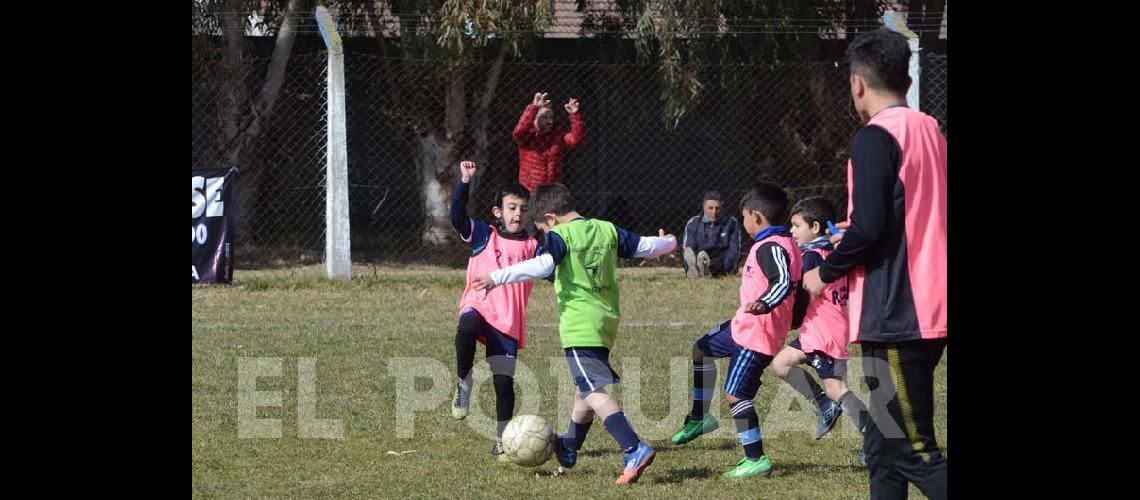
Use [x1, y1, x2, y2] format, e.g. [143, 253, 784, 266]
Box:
[192, 44, 946, 268]
[193, 50, 328, 265]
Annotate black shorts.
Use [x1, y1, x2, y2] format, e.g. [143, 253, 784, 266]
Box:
[788, 338, 847, 380]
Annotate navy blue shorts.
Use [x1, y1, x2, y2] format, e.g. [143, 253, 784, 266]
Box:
[460, 308, 518, 376]
[695, 320, 773, 400]
[564, 346, 621, 397]
[788, 338, 847, 380]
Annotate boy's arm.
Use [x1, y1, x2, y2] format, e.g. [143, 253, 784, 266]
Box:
[479, 254, 556, 288]
[450, 161, 489, 246]
[534, 242, 556, 282]
[474, 232, 566, 290]
[745, 242, 794, 315]
[791, 250, 823, 328]
[616, 226, 677, 259]
[449, 179, 472, 240]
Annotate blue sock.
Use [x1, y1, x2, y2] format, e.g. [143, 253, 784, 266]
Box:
[731, 400, 764, 459]
[566, 419, 592, 451]
[602, 412, 640, 453]
[691, 359, 716, 420]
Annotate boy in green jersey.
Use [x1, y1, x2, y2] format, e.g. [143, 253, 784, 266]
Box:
[474, 183, 676, 484]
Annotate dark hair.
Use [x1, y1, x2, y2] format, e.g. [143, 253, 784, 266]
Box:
[740, 182, 790, 226]
[494, 182, 530, 210]
[846, 29, 912, 96]
[790, 196, 837, 235]
[529, 183, 577, 223]
[702, 191, 723, 203]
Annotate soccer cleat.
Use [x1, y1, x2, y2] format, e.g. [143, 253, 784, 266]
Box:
[451, 377, 472, 420]
[670, 414, 719, 445]
[683, 248, 699, 278]
[814, 399, 842, 440]
[491, 440, 512, 464]
[615, 442, 656, 485]
[696, 251, 711, 277]
[554, 434, 578, 468]
[722, 455, 772, 479]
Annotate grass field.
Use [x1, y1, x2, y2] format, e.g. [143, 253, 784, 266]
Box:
[192, 265, 946, 498]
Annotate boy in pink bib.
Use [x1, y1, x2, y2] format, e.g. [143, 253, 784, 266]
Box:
[448, 161, 538, 462]
[772, 196, 870, 465]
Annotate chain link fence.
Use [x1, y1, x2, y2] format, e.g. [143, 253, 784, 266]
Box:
[922, 52, 948, 138]
[192, 45, 947, 268]
[192, 49, 329, 266]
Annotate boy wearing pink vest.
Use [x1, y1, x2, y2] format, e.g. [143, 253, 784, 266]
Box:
[802, 29, 948, 499]
[772, 196, 870, 465]
[448, 161, 538, 462]
[669, 182, 802, 480]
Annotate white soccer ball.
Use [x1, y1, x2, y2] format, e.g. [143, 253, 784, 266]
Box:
[500, 414, 554, 467]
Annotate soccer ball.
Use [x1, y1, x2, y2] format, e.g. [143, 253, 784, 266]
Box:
[500, 414, 554, 467]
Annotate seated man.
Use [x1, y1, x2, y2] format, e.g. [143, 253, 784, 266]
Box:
[682, 191, 742, 278]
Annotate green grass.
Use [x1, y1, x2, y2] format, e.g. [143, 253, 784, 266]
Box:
[193, 265, 946, 498]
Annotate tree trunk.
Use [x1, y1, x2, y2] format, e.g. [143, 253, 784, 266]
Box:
[416, 131, 457, 246]
[226, 0, 301, 163]
[219, 4, 252, 243]
[468, 42, 509, 211]
[219, 1, 301, 248]
[220, 6, 246, 166]
[420, 63, 467, 246]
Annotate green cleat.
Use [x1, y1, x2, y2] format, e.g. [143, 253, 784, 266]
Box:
[670, 414, 719, 445]
[722, 456, 772, 479]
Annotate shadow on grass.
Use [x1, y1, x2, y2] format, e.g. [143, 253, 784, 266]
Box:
[651, 466, 716, 484]
[771, 460, 867, 477]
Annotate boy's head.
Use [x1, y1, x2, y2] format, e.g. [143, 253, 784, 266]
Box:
[789, 196, 838, 246]
[740, 182, 789, 238]
[492, 183, 530, 233]
[535, 106, 554, 133]
[701, 191, 723, 221]
[529, 183, 577, 232]
[846, 29, 911, 122]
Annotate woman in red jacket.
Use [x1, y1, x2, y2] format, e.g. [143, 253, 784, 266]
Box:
[513, 92, 587, 192]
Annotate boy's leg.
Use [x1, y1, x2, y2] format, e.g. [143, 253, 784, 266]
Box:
[722, 347, 776, 479]
[566, 348, 637, 452]
[819, 364, 871, 437]
[690, 323, 728, 421]
[554, 390, 594, 469]
[484, 329, 519, 441]
[779, 340, 833, 412]
[777, 340, 840, 439]
[568, 390, 595, 448]
[582, 388, 655, 485]
[452, 309, 483, 419]
[565, 347, 655, 484]
[819, 362, 871, 466]
[673, 321, 734, 445]
[583, 389, 631, 447]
